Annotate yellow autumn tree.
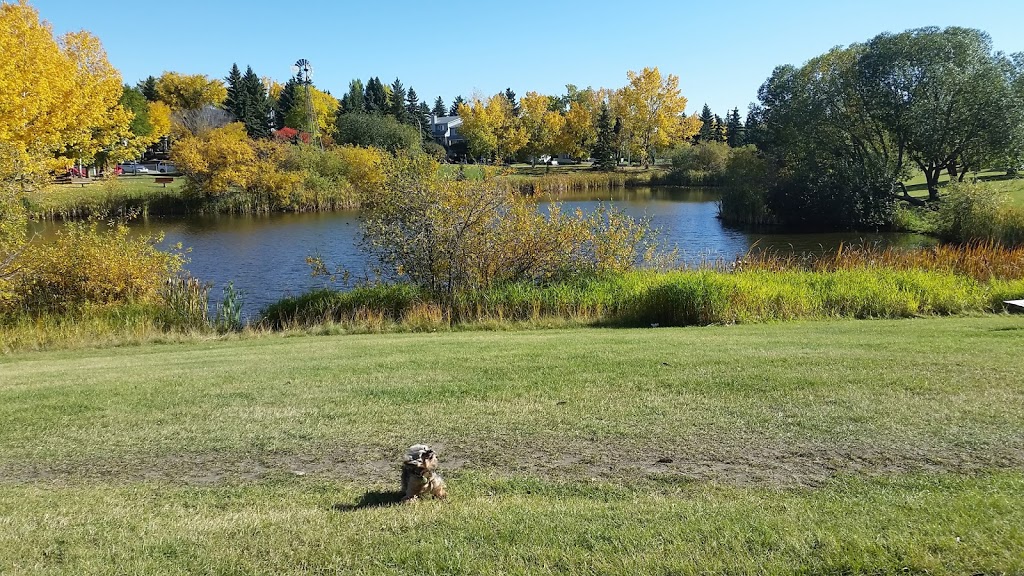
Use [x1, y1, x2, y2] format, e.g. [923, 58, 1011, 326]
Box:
[154, 72, 227, 111]
[457, 94, 527, 163]
[520, 92, 566, 164]
[171, 123, 298, 205]
[615, 67, 696, 168]
[1, 1, 132, 290]
[558, 102, 598, 160]
[148, 101, 173, 141]
[0, 2, 128, 182]
[285, 86, 339, 138]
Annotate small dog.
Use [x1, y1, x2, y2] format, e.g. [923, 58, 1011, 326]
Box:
[401, 444, 447, 502]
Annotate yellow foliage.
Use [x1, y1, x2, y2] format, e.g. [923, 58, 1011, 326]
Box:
[559, 102, 597, 160]
[334, 146, 388, 197]
[0, 1, 127, 184]
[155, 72, 227, 110]
[615, 67, 694, 167]
[171, 123, 298, 201]
[520, 92, 565, 161]
[457, 94, 527, 163]
[148, 101, 173, 139]
[285, 86, 339, 137]
[7, 220, 183, 315]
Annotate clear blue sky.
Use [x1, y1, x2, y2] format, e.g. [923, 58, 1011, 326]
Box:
[31, 0, 1024, 116]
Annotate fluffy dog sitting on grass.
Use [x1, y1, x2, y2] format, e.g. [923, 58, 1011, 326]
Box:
[401, 444, 447, 502]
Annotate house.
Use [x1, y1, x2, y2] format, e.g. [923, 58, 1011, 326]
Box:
[430, 115, 465, 148]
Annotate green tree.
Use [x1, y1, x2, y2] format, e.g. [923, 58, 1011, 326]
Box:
[335, 113, 421, 152]
[591, 102, 617, 171]
[726, 108, 744, 147]
[120, 85, 153, 139]
[364, 77, 388, 114]
[389, 78, 408, 123]
[859, 27, 1019, 199]
[341, 79, 365, 114]
[224, 63, 243, 121]
[274, 77, 297, 130]
[136, 75, 158, 102]
[697, 104, 715, 143]
[240, 66, 271, 138]
[432, 96, 446, 117]
[449, 95, 465, 117]
[504, 88, 519, 115]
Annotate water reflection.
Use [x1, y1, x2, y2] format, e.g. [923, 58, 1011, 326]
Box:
[31, 187, 934, 318]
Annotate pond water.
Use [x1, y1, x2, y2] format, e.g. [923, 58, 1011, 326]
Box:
[32, 188, 934, 319]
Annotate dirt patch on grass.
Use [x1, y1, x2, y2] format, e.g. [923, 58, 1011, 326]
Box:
[2, 438, 1021, 488]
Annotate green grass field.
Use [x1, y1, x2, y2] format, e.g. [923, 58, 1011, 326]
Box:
[2, 317, 1022, 574]
[904, 170, 1024, 205]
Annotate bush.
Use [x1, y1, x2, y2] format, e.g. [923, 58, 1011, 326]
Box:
[718, 146, 774, 227]
[935, 180, 1024, 246]
[5, 219, 183, 316]
[355, 157, 664, 297]
[335, 113, 422, 153]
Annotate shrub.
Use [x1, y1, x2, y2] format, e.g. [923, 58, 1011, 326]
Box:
[356, 158, 664, 297]
[5, 219, 183, 316]
[931, 180, 1024, 246]
[719, 146, 774, 227]
[335, 113, 421, 153]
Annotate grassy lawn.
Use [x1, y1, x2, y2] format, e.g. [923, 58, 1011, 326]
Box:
[26, 176, 186, 218]
[904, 170, 1024, 205]
[1, 317, 1022, 573]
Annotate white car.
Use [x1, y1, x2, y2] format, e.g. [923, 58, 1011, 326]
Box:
[119, 163, 150, 174]
[157, 162, 176, 173]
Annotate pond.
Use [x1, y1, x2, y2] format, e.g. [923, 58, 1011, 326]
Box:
[32, 188, 934, 319]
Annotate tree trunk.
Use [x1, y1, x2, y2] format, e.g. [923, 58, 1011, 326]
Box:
[925, 165, 942, 201]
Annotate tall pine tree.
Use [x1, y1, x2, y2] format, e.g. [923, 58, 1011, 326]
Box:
[136, 75, 158, 102]
[592, 102, 617, 171]
[725, 107, 745, 147]
[697, 104, 716, 143]
[240, 66, 271, 138]
[389, 78, 408, 123]
[364, 77, 388, 114]
[224, 63, 244, 121]
[504, 88, 519, 115]
[274, 77, 298, 130]
[449, 95, 465, 116]
[341, 79, 365, 114]
[713, 114, 727, 142]
[432, 96, 446, 117]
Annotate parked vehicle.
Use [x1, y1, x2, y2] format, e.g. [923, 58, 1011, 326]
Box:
[118, 163, 150, 174]
[156, 161, 176, 174]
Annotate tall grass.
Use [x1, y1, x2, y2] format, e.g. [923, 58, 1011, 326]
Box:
[504, 171, 655, 195]
[261, 266, 1024, 331]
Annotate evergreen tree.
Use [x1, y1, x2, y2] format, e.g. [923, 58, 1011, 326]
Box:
[418, 101, 431, 139]
[504, 87, 519, 115]
[224, 63, 244, 121]
[745, 104, 763, 149]
[432, 96, 446, 117]
[240, 66, 271, 138]
[136, 75, 158, 102]
[405, 86, 420, 122]
[725, 107, 745, 147]
[364, 77, 388, 114]
[591, 102, 617, 171]
[274, 77, 298, 130]
[341, 78, 365, 114]
[389, 78, 408, 123]
[449, 95, 465, 116]
[713, 114, 727, 142]
[697, 103, 715, 143]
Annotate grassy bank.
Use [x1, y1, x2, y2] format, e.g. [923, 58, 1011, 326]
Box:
[1, 318, 1023, 574]
[263, 267, 1024, 331]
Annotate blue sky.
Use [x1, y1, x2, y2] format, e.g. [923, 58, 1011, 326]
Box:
[32, 0, 1024, 116]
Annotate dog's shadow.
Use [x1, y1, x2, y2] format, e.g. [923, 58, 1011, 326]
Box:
[332, 490, 405, 512]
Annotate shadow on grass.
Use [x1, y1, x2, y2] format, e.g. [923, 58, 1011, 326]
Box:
[332, 489, 405, 511]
